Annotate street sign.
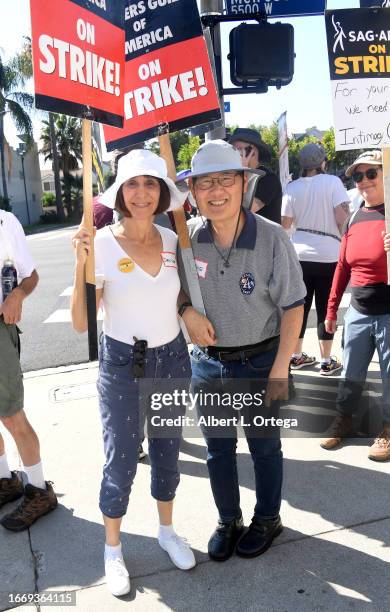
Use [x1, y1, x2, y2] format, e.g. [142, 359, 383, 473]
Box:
[225, 0, 326, 18]
[224, 101, 231, 112]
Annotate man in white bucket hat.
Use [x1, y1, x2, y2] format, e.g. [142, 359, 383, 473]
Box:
[177, 140, 306, 561]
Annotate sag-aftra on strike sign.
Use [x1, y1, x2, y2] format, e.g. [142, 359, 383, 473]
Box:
[30, 0, 125, 127]
[326, 8, 390, 150]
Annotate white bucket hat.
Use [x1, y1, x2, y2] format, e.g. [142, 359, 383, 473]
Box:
[186, 140, 265, 179]
[99, 149, 188, 211]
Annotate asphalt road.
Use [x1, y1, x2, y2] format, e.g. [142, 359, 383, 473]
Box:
[20, 226, 350, 372]
[21, 226, 98, 372]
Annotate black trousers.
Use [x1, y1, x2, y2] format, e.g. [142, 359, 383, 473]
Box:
[299, 261, 337, 341]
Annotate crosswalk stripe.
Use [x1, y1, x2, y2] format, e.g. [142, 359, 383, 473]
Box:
[44, 309, 103, 323]
[60, 286, 73, 297]
[44, 287, 351, 324]
[27, 227, 77, 242]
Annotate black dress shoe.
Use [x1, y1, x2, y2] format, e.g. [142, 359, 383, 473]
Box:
[236, 515, 283, 558]
[208, 516, 245, 561]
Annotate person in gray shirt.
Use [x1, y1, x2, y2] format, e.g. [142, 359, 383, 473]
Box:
[178, 140, 306, 562]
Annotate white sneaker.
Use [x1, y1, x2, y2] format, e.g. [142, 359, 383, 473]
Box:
[105, 556, 131, 597]
[158, 533, 196, 570]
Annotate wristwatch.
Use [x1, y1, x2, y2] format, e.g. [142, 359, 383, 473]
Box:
[178, 302, 192, 317]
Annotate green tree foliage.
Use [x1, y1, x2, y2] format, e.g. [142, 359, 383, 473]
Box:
[146, 130, 199, 168]
[0, 47, 33, 204]
[177, 136, 201, 170]
[40, 114, 82, 176]
[41, 192, 56, 207]
[61, 174, 83, 221]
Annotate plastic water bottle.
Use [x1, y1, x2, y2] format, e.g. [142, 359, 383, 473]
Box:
[1, 259, 18, 300]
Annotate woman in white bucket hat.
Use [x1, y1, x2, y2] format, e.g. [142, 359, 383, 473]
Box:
[71, 149, 196, 597]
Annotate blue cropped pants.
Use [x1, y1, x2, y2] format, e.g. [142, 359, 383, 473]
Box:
[97, 332, 190, 519]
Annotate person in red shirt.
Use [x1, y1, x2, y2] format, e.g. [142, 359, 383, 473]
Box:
[322, 150, 390, 461]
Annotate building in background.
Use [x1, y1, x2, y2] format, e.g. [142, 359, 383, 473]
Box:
[1, 140, 42, 226]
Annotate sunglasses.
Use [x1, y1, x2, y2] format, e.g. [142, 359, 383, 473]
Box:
[352, 168, 381, 183]
[132, 337, 148, 379]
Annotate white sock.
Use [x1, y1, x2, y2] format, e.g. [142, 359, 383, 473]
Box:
[0, 454, 11, 479]
[104, 542, 122, 561]
[322, 357, 331, 365]
[159, 524, 175, 540]
[24, 461, 45, 490]
[292, 352, 302, 359]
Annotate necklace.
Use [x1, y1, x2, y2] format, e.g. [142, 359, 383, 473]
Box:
[206, 210, 242, 268]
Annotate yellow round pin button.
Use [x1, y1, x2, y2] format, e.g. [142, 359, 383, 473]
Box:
[118, 258, 135, 273]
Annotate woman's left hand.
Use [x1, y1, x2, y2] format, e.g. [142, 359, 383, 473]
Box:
[383, 231, 390, 253]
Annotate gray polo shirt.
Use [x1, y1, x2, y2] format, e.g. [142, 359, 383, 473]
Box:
[178, 209, 306, 347]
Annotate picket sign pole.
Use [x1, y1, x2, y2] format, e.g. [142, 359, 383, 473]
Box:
[82, 119, 98, 360]
[382, 147, 390, 284]
[158, 130, 206, 315]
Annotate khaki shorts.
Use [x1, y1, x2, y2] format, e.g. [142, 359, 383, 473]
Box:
[0, 317, 24, 417]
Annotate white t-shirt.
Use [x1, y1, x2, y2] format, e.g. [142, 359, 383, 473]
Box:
[281, 174, 349, 262]
[0, 210, 35, 306]
[94, 224, 181, 347]
[347, 187, 363, 213]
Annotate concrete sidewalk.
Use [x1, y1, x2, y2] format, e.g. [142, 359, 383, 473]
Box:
[1, 328, 389, 612]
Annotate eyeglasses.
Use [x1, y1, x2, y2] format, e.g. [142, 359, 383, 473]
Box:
[132, 337, 148, 379]
[195, 173, 239, 190]
[352, 168, 381, 183]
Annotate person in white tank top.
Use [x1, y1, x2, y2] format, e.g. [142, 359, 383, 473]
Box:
[71, 150, 196, 596]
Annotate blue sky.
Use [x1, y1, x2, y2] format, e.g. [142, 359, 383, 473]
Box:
[1, 0, 359, 149]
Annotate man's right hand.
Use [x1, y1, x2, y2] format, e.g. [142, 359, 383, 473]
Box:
[182, 307, 217, 347]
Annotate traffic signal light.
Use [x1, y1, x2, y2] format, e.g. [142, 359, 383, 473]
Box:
[228, 22, 294, 89]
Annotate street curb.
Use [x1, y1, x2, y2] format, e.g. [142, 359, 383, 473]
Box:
[24, 361, 98, 379]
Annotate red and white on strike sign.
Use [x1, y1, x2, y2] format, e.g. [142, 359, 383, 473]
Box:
[104, 36, 221, 149]
[30, 0, 124, 127]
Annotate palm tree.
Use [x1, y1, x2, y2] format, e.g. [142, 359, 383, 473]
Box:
[40, 113, 82, 179]
[0, 50, 33, 206]
[41, 114, 82, 219]
[13, 37, 65, 221]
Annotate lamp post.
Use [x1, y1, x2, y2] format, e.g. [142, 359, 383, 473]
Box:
[200, 0, 225, 140]
[18, 143, 31, 226]
[0, 109, 9, 203]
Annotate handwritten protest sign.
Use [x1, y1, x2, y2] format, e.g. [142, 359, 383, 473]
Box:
[277, 111, 289, 190]
[325, 8, 390, 151]
[103, 0, 221, 150]
[30, 0, 124, 127]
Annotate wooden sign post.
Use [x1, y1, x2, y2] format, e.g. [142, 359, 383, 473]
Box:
[158, 129, 206, 315]
[82, 119, 98, 361]
[381, 147, 390, 284]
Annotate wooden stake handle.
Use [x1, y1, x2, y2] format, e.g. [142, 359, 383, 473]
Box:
[381, 147, 390, 284]
[82, 119, 98, 360]
[158, 131, 191, 249]
[82, 120, 95, 283]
